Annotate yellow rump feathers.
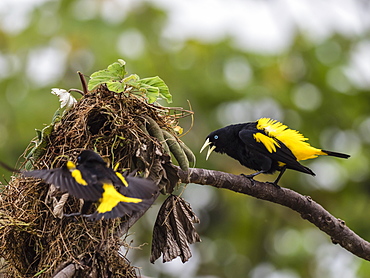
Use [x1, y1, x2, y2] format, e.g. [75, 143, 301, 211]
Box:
[256, 118, 326, 161]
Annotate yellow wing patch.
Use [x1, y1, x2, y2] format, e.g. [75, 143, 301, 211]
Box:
[115, 172, 128, 187]
[253, 133, 280, 153]
[66, 161, 88, 185]
[97, 183, 142, 213]
[66, 161, 77, 170]
[70, 170, 88, 185]
[256, 118, 326, 161]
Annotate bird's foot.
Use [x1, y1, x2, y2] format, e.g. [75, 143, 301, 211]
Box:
[64, 212, 96, 221]
[240, 173, 257, 186]
[62, 212, 82, 223]
[63, 212, 81, 217]
[82, 214, 95, 220]
[240, 173, 282, 189]
[266, 181, 281, 189]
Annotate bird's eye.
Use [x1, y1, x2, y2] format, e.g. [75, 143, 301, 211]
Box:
[214, 135, 219, 140]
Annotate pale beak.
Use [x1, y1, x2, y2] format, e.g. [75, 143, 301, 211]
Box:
[200, 138, 216, 160]
[200, 138, 211, 153]
[206, 146, 216, 160]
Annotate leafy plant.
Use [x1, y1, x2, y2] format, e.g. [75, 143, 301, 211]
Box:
[88, 59, 172, 104]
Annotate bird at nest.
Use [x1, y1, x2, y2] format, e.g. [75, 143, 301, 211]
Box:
[200, 118, 350, 186]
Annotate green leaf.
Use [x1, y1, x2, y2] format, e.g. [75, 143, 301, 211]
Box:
[106, 81, 126, 93]
[131, 81, 159, 103]
[88, 60, 127, 91]
[123, 74, 140, 84]
[88, 70, 113, 91]
[51, 108, 63, 124]
[41, 124, 54, 138]
[87, 60, 172, 103]
[35, 129, 42, 141]
[107, 59, 127, 79]
[139, 76, 172, 103]
[105, 74, 143, 93]
[26, 124, 54, 163]
[122, 74, 141, 91]
[145, 86, 160, 103]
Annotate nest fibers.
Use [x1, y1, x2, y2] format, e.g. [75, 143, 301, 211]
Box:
[0, 85, 194, 277]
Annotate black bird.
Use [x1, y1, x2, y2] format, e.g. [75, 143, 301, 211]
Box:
[7, 150, 158, 220]
[200, 118, 350, 185]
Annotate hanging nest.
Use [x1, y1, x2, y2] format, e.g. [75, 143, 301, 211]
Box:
[0, 81, 196, 277]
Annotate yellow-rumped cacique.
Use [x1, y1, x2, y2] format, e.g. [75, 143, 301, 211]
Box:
[2, 150, 158, 220]
[200, 118, 350, 185]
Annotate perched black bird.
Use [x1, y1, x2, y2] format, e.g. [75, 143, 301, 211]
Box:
[200, 118, 350, 185]
[7, 150, 158, 220]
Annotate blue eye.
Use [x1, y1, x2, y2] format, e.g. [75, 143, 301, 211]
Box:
[214, 135, 219, 140]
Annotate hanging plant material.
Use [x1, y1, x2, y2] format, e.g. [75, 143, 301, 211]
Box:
[150, 195, 201, 263]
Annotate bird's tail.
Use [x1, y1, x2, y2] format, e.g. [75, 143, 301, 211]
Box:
[322, 150, 350, 159]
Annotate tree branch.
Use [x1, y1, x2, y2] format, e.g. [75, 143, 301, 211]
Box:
[177, 167, 370, 261]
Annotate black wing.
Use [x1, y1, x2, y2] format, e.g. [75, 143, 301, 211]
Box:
[22, 167, 104, 201]
[239, 129, 314, 175]
[119, 175, 158, 199]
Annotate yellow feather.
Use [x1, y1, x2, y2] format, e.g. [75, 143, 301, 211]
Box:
[256, 118, 326, 161]
[97, 183, 142, 213]
[115, 172, 129, 187]
[66, 161, 88, 185]
[253, 133, 280, 153]
[66, 161, 77, 170]
[70, 169, 88, 185]
[113, 162, 120, 171]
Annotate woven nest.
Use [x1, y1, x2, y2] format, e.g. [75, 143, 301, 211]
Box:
[0, 85, 193, 277]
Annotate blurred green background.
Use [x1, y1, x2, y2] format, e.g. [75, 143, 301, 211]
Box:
[1, 0, 370, 277]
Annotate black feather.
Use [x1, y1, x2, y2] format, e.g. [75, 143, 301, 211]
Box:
[322, 150, 350, 159]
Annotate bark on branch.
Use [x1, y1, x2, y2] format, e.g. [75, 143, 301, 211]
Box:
[177, 167, 370, 261]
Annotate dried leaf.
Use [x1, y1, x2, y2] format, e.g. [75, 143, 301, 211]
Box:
[135, 141, 179, 192]
[150, 195, 201, 263]
[52, 193, 69, 219]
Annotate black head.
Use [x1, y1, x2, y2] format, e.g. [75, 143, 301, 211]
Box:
[77, 150, 106, 165]
[201, 125, 243, 159]
[207, 130, 226, 152]
[200, 126, 236, 160]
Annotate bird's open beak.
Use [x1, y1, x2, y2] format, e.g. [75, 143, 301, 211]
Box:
[200, 138, 216, 160]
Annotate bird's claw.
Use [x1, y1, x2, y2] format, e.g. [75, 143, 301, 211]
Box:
[63, 212, 81, 217]
[240, 173, 256, 186]
[240, 174, 282, 189]
[266, 181, 281, 189]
